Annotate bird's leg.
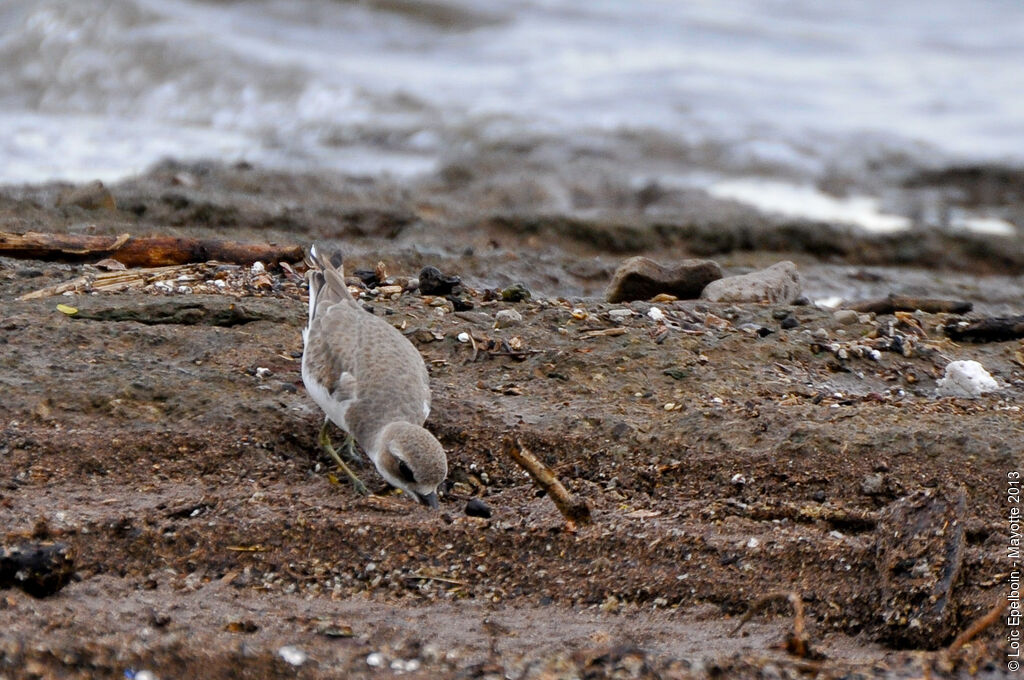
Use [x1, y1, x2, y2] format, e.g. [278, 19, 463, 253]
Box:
[319, 418, 368, 496]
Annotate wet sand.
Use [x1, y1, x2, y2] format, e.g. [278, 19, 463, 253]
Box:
[0, 163, 1020, 678]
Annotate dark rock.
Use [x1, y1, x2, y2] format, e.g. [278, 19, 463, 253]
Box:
[701, 261, 802, 304]
[418, 266, 461, 295]
[446, 295, 474, 311]
[0, 542, 75, 597]
[780, 316, 799, 329]
[465, 498, 493, 518]
[604, 256, 722, 303]
[873, 487, 966, 649]
[500, 283, 531, 302]
[352, 268, 380, 287]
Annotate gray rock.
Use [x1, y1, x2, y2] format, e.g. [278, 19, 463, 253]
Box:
[833, 309, 860, 325]
[607, 308, 633, 323]
[605, 256, 722, 303]
[494, 308, 523, 328]
[700, 261, 802, 304]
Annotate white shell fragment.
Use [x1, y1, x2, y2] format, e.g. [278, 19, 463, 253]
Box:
[936, 360, 999, 398]
[278, 645, 307, 666]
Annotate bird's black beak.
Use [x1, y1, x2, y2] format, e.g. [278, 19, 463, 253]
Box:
[416, 491, 440, 509]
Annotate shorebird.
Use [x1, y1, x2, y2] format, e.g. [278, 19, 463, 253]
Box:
[301, 244, 447, 508]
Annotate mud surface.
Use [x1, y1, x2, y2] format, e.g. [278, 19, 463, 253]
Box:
[0, 164, 1021, 678]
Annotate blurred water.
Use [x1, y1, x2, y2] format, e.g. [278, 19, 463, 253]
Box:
[1, 0, 1022, 191]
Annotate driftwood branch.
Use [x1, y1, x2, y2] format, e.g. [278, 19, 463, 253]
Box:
[504, 437, 592, 528]
[845, 294, 972, 315]
[0, 231, 304, 267]
[943, 315, 1024, 342]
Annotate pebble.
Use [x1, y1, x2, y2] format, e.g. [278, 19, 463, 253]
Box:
[278, 646, 307, 666]
[700, 261, 802, 304]
[860, 473, 885, 496]
[780, 316, 799, 329]
[608, 309, 632, 322]
[465, 498, 493, 518]
[833, 309, 860, 325]
[647, 307, 665, 322]
[501, 283, 532, 302]
[418, 266, 461, 295]
[605, 256, 723, 303]
[366, 652, 385, 668]
[494, 309, 523, 328]
[936, 360, 999, 398]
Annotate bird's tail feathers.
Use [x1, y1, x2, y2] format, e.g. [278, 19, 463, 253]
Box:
[305, 243, 356, 324]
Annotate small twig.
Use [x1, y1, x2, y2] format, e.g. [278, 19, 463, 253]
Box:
[579, 327, 628, 339]
[467, 329, 479, 362]
[504, 437, 592, 528]
[404, 573, 467, 586]
[946, 598, 1008, 654]
[731, 591, 821, 660]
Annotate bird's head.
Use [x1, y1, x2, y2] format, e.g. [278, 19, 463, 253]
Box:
[374, 422, 448, 508]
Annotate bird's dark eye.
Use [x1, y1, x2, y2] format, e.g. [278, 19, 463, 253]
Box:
[398, 460, 416, 484]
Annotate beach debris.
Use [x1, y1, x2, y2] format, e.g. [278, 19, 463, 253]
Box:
[0, 541, 75, 597]
[494, 308, 523, 328]
[873, 487, 966, 649]
[18, 261, 304, 301]
[55, 179, 117, 211]
[417, 266, 461, 295]
[500, 283, 532, 302]
[701, 261, 802, 304]
[465, 498, 493, 518]
[0, 231, 303, 267]
[278, 645, 307, 666]
[935, 360, 999, 398]
[54, 299, 293, 327]
[604, 256, 722, 303]
[504, 437, 591, 528]
[731, 591, 823, 660]
[943, 314, 1024, 342]
[846, 294, 972, 315]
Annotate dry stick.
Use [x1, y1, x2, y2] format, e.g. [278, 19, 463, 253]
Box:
[730, 591, 815, 659]
[18, 263, 194, 300]
[504, 437, 592, 528]
[0, 231, 304, 267]
[946, 598, 1008, 655]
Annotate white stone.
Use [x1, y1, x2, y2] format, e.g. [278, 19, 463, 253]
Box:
[608, 309, 632, 322]
[647, 307, 665, 322]
[366, 652, 385, 668]
[251, 261, 266, 273]
[457, 332, 470, 343]
[494, 309, 523, 328]
[936, 360, 999, 398]
[278, 646, 307, 666]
